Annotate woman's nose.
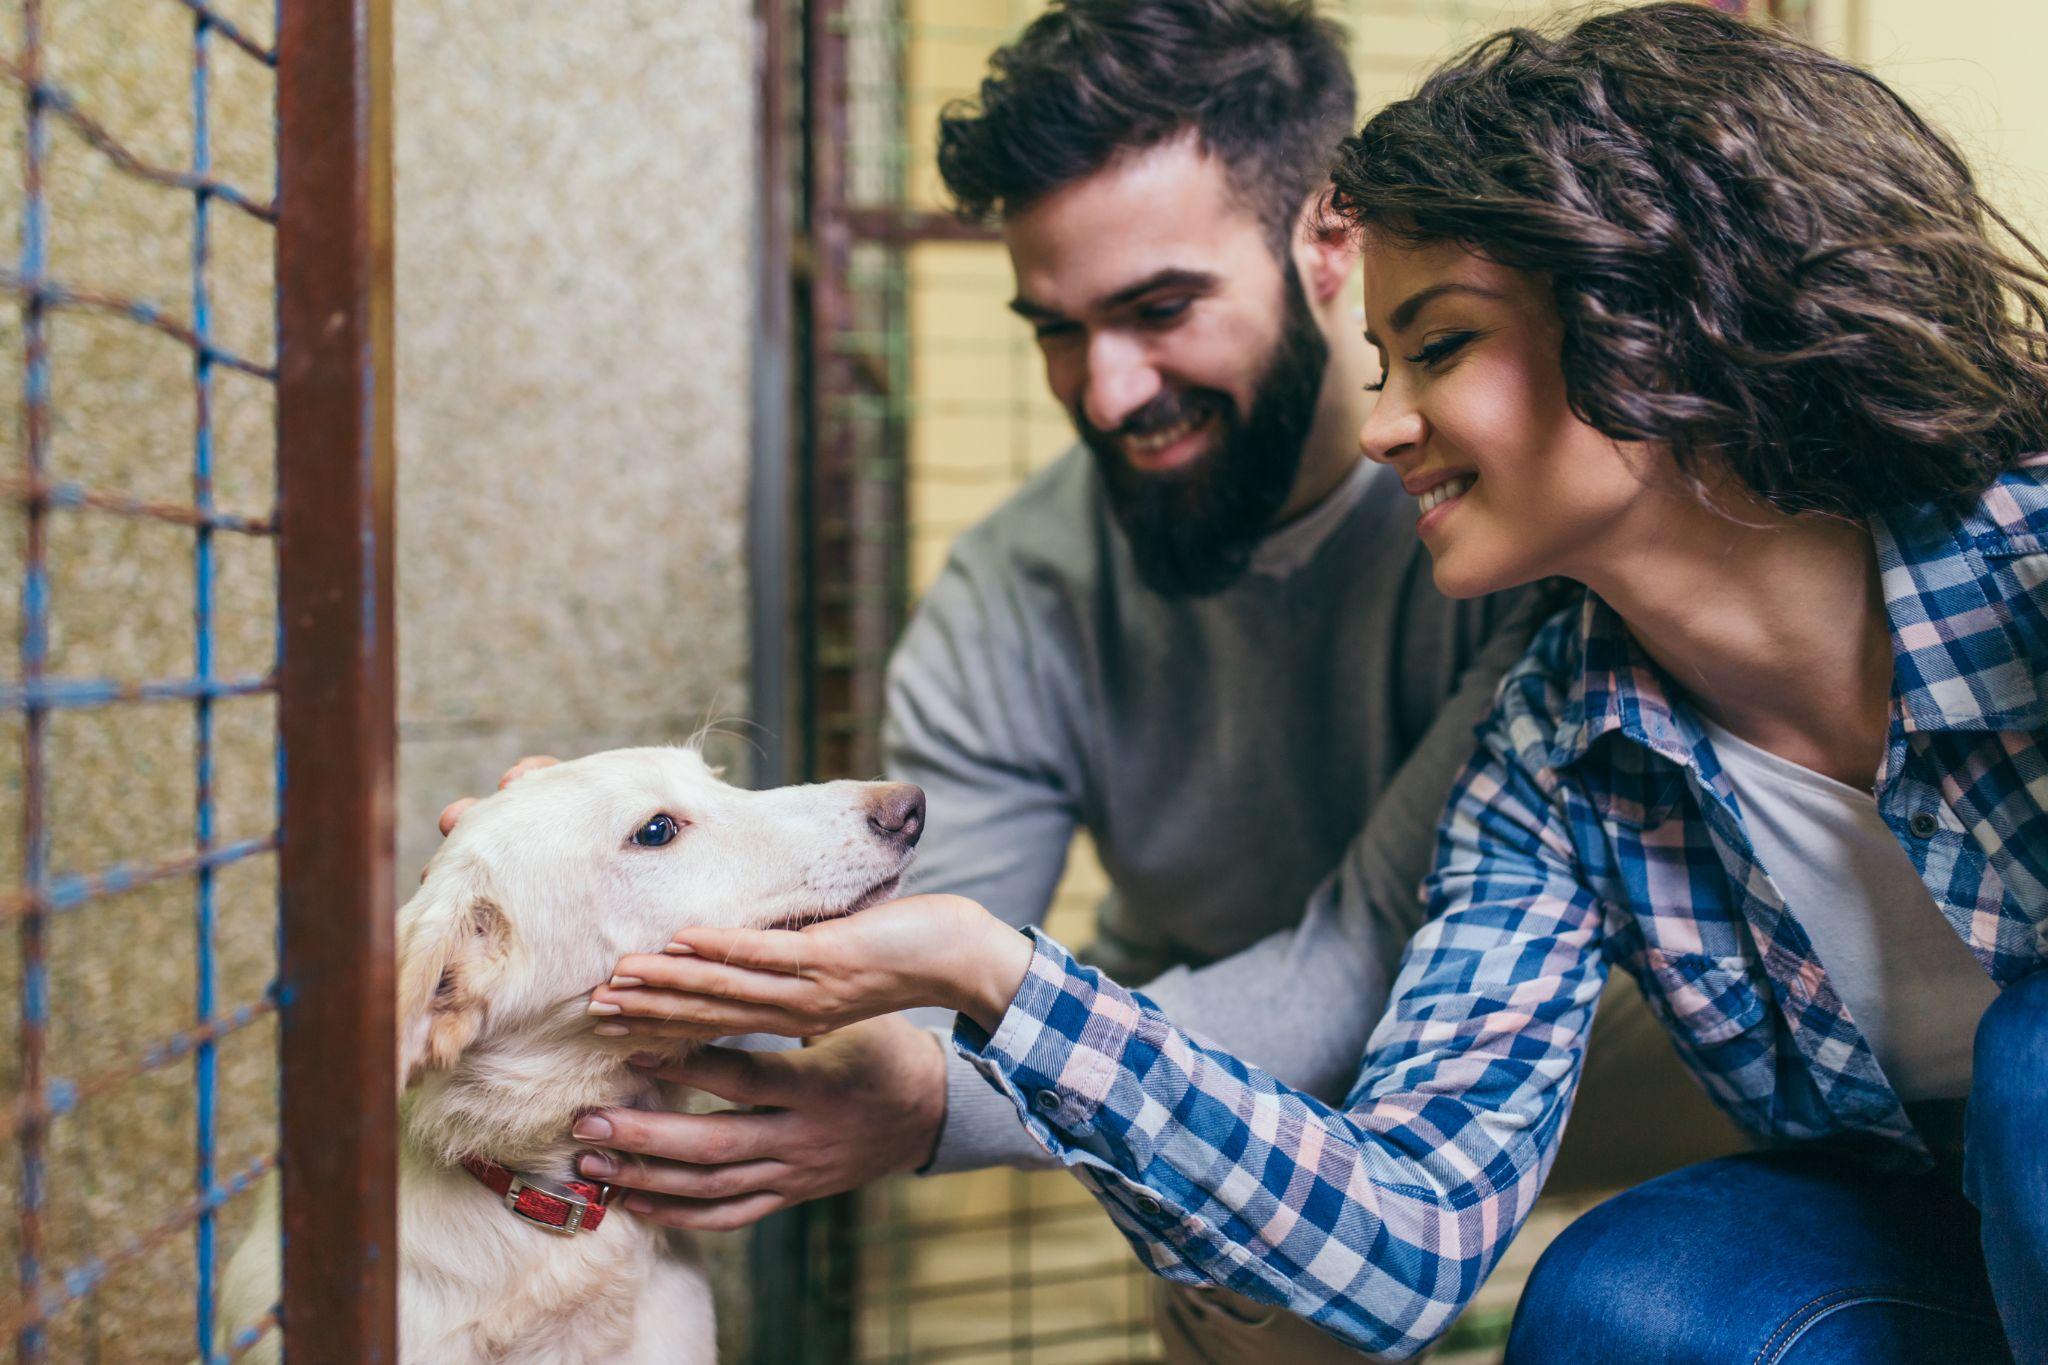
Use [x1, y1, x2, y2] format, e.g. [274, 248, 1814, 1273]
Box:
[1358, 376, 1423, 467]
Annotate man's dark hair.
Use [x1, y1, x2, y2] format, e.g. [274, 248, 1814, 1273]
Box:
[937, 0, 1356, 249]
[1330, 1, 2048, 517]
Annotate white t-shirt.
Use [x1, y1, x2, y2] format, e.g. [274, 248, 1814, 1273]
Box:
[1701, 717, 1998, 1101]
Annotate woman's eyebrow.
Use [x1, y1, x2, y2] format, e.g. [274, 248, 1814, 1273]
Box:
[1384, 281, 1506, 333]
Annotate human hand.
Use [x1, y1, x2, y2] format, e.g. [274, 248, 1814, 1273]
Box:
[566, 1015, 948, 1231]
[435, 753, 561, 836]
[586, 894, 1035, 1037]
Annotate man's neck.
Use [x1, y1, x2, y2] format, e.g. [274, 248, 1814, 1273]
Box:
[1274, 318, 1376, 524]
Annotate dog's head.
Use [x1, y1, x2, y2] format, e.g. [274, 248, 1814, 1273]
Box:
[397, 746, 922, 1089]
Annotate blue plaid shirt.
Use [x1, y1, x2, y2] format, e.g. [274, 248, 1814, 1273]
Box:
[953, 456, 2048, 1359]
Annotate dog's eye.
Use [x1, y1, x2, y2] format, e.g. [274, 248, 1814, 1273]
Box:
[631, 814, 680, 848]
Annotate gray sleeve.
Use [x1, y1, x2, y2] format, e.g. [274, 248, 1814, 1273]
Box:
[1135, 595, 1542, 1106]
[885, 551, 1082, 929]
[882, 547, 1088, 1172]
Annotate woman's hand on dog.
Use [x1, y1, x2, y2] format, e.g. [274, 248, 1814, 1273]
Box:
[587, 894, 1036, 1038]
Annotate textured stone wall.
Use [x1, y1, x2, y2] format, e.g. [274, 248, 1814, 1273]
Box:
[0, 0, 756, 1356]
[391, 0, 757, 885]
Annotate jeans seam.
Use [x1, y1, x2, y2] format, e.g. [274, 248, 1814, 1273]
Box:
[1750, 1284, 2004, 1365]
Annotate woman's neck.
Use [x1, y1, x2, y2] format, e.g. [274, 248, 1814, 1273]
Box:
[1574, 481, 1894, 790]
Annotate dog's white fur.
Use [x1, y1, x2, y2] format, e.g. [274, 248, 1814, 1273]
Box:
[217, 746, 918, 1363]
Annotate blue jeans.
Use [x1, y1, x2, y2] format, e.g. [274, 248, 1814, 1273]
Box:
[1505, 970, 2048, 1364]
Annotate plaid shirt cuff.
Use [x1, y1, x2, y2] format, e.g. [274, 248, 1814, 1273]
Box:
[953, 928, 1141, 1145]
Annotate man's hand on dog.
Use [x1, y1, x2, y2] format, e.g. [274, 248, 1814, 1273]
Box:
[567, 1016, 947, 1231]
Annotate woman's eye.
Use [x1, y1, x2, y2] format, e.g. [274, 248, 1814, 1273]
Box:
[1406, 330, 1478, 368]
[632, 814, 680, 848]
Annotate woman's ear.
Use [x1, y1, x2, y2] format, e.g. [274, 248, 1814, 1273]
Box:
[395, 858, 512, 1090]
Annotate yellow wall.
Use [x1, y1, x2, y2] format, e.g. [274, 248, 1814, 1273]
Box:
[1853, 0, 2048, 244]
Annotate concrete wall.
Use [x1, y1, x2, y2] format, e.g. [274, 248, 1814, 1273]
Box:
[0, 0, 758, 1356]
[392, 0, 758, 889]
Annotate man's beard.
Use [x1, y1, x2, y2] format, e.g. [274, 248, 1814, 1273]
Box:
[1078, 264, 1330, 598]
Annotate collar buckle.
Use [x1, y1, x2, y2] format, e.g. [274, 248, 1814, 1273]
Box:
[464, 1156, 614, 1236]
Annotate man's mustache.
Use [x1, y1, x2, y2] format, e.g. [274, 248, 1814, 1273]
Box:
[1081, 389, 1230, 443]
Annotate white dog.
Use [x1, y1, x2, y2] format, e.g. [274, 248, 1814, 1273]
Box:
[218, 746, 924, 1364]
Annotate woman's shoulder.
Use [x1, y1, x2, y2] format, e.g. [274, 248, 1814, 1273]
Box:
[1971, 452, 2048, 550]
[1881, 456, 2048, 704]
[1883, 453, 2048, 561]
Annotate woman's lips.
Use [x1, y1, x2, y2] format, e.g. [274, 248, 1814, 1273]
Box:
[1416, 474, 1476, 533]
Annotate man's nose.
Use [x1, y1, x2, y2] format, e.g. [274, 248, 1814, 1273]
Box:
[865, 783, 926, 848]
[1081, 334, 1161, 435]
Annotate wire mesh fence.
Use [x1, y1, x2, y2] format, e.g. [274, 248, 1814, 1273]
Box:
[3, 3, 283, 1356]
[2, 0, 395, 1358]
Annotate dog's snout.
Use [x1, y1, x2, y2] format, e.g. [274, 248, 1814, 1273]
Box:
[866, 783, 926, 848]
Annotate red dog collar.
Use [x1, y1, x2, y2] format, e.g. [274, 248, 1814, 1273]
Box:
[462, 1156, 615, 1235]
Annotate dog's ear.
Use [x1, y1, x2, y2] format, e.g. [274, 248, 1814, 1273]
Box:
[395, 860, 512, 1090]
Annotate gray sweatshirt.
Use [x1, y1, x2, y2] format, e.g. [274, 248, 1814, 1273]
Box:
[885, 448, 1533, 1172]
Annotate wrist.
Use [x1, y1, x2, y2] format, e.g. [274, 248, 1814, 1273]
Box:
[954, 914, 1033, 1033]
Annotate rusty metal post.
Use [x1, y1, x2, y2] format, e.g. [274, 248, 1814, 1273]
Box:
[751, 0, 798, 792]
[274, 0, 399, 1357]
[803, 0, 855, 782]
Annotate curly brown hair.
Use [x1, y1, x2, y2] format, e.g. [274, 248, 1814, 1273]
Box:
[1330, 2, 2048, 516]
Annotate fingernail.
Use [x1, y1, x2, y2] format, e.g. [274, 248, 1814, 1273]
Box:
[624, 1194, 654, 1215]
[627, 1051, 664, 1068]
[578, 1152, 617, 1179]
[610, 974, 644, 988]
[571, 1114, 613, 1142]
[663, 943, 695, 956]
[587, 1000, 622, 1016]
[595, 1023, 630, 1037]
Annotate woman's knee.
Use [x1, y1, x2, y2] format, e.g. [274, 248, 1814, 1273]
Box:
[1970, 969, 2048, 1153]
[1974, 968, 2048, 1083]
[1504, 1175, 1725, 1364]
[1504, 1153, 1994, 1365]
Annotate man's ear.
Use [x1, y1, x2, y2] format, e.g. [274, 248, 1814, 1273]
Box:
[1292, 187, 1358, 306]
[395, 859, 513, 1090]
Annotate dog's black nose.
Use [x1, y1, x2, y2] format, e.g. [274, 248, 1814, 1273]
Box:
[866, 783, 925, 847]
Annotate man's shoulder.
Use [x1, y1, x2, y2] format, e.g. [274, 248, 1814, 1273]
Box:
[942, 446, 1107, 584]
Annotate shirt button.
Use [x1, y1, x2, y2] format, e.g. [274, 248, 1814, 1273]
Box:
[1033, 1089, 1061, 1114]
[1134, 1195, 1163, 1218]
[1909, 812, 1939, 839]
